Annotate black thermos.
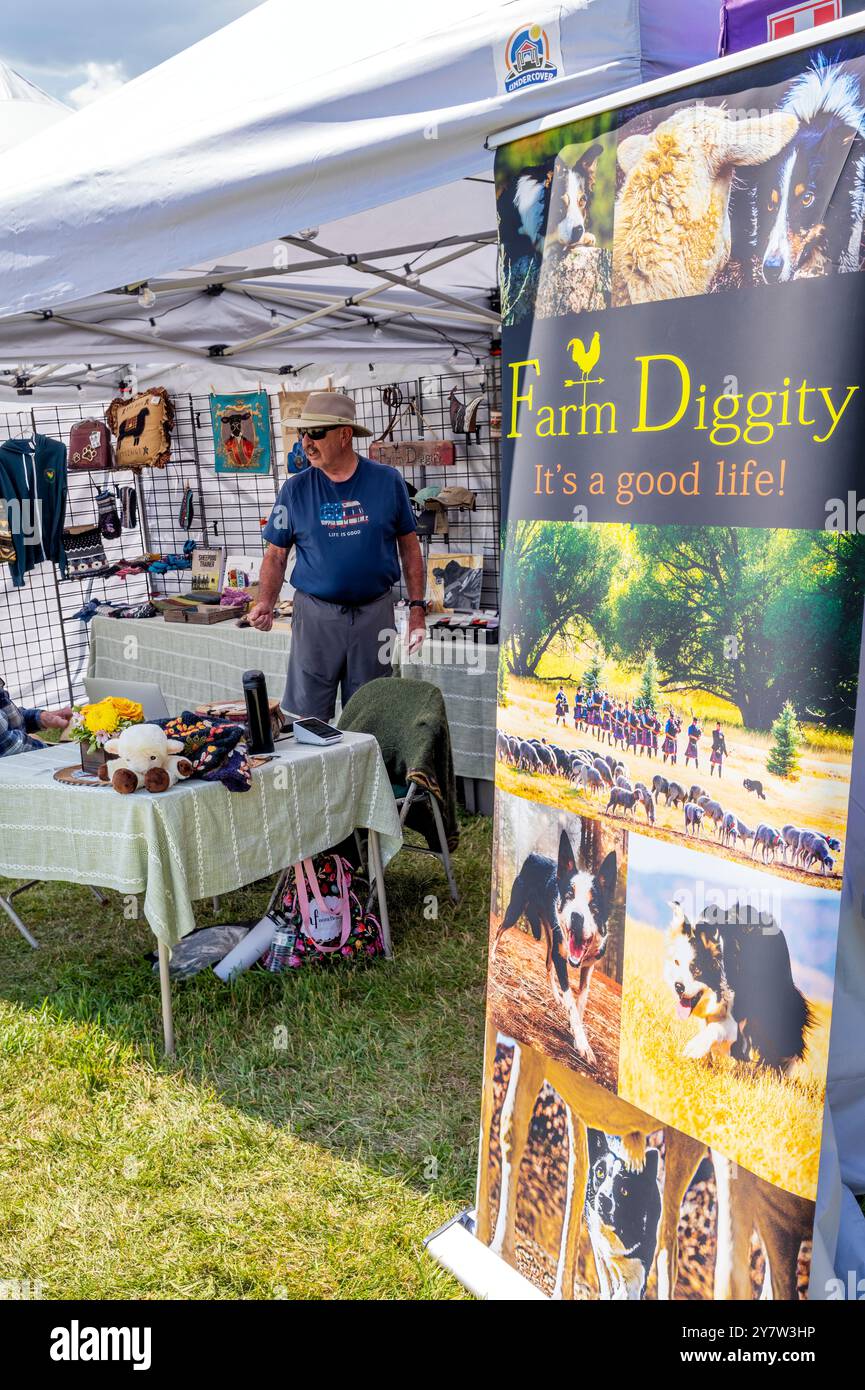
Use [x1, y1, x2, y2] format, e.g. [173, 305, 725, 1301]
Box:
[242, 669, 275, 754]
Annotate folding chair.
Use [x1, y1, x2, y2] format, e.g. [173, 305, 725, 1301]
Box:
[391, 778, 459, 904]
[338, 677, 460, 907]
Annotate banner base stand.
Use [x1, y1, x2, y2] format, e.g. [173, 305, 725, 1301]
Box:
[424, 1210, 547, 1300]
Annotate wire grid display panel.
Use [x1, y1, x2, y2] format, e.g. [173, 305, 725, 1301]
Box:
[348, 366, 502, 610]
[0, 366, 501, 708]
[0, 401, 150, 708]
[0, 396, 286, 707]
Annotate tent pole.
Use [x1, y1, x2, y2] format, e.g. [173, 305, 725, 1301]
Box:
[236, 281, 496, 327]
[286, 235, 501, 324]
[119, 232, 496, 296]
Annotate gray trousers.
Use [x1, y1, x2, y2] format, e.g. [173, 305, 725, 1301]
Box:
[283, 589, 395, 721]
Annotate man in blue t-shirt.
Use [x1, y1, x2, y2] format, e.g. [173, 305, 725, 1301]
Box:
[250, 391, 426, 719]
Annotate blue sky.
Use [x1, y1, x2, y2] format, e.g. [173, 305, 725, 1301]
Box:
[4, 1, 262, 106]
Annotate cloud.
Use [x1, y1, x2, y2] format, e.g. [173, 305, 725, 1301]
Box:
[67, 59, 127, 107]
[2, 2, 261, 101]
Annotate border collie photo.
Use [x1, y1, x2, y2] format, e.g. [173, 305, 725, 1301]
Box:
[488, 790, 626, 1090]
[665, 898, 812, 1072]
[478, 1030, 814, 1299]
[585, 1129, 661, 1299]
[607, 38, 865, 306]
[620, 836, 837, 1200]
[745, 54, 865, 285]
[496, 129, 616, 324]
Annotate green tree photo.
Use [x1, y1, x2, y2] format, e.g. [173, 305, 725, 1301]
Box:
[501, 520, 618, 678]
[583, 650, 605, 691]
[608, 526, 863, 731]
[767, 700, 802, 778]
[637, 651, 660, 709]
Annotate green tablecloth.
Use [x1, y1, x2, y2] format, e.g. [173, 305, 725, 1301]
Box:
[0, 737, 401, 949]
[87, 616, 498, 781]
[86, 615, 290, 707]
[398, 638, 498, 783]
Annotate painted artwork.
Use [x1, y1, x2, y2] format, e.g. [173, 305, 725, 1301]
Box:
[210, 391, 272, 475]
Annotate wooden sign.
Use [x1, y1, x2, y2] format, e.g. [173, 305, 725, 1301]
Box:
[369, 439, 455, 468]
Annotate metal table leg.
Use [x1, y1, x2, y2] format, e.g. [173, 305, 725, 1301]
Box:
[0, 892, 39, 948]
[0, 879, 109, 948]
[158, 941, 175, 1058]
[367, 828, 392, 959]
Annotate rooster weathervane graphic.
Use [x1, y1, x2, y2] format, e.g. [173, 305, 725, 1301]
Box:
[565, 333, 604, 415]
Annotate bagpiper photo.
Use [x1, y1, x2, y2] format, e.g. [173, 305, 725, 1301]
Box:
[495, 521, 864, 888]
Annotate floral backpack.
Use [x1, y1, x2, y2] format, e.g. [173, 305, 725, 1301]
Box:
[262, 852, 384, 971]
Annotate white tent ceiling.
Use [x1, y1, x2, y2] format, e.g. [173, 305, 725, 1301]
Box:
[0, 0, 723, 396]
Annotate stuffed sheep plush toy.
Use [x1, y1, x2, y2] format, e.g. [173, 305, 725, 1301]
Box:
[102, 723, 194, 794]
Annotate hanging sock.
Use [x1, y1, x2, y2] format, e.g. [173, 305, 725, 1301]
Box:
[96, 487, 121, 540]
[118, 484, 137, 530]
[178, 486, 195, 530]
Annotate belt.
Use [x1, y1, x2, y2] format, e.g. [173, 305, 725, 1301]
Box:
[298, 589, 391, 613]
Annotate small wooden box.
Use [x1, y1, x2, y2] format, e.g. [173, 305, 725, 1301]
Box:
[163, 603, 237, 625]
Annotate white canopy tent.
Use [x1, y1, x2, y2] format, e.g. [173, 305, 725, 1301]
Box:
[0, 60, 68, 154]
[0, 0, 723, 397]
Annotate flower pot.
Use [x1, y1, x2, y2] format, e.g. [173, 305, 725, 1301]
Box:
[79, 744, 117, 777]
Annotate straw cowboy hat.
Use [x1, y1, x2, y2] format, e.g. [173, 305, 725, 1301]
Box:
[290, 390, 372, 437]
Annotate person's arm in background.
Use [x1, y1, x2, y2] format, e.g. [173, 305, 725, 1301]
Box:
[20, 706, 44, 733]
[397, 530, 426, 653]
[248, 544, 289, 632]
[249, 481, 294, 632]
[34, 707, 72, 731]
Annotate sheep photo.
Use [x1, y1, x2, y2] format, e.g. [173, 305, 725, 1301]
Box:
[496, 40, 865, 322]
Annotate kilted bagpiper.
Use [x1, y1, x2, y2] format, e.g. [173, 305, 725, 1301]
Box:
[685, 717, 702, 768]
[710, 722, 729, 778]
[574, 689, 585, 730]
[662, 711, 680, 764]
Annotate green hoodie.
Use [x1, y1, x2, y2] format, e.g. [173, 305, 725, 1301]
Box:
[0, 435, 68, 587]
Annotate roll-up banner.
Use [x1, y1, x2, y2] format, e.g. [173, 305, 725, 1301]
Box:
[453, 20, 865, 1300]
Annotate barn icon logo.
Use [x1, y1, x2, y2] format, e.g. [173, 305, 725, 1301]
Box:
[503, 25, 558, 93]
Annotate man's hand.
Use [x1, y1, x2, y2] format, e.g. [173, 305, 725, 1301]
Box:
[39, 707, 72, 731]
[407, 607, 426, 654]
[247, 602, 275, 632]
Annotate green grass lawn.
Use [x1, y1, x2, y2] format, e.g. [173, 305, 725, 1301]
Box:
[0, 813, 491, 1299]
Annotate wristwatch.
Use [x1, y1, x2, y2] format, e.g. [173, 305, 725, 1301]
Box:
[409, 600, 428, 612]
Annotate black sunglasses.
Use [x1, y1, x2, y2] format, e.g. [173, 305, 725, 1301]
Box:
[297, 425, 340, 441]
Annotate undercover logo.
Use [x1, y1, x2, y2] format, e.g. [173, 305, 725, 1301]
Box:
[50, 1320, 152, 1371]
[503, 25, 558, 92]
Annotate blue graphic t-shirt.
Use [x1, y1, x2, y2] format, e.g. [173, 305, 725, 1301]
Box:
[263, 454, 416, 604]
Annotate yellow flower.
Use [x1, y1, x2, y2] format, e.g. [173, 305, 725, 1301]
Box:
[83, 699, 118, 734]
[110, 698, 144, 723]
[76, 696, 144, 738]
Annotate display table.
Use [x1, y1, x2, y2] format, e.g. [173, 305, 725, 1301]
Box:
[87, 616, 499, 785]
[0, 737, 401, 1054]
[86, 615, 290, 709]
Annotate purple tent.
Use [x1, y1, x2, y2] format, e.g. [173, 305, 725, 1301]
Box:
[720, 0, 865, 55]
